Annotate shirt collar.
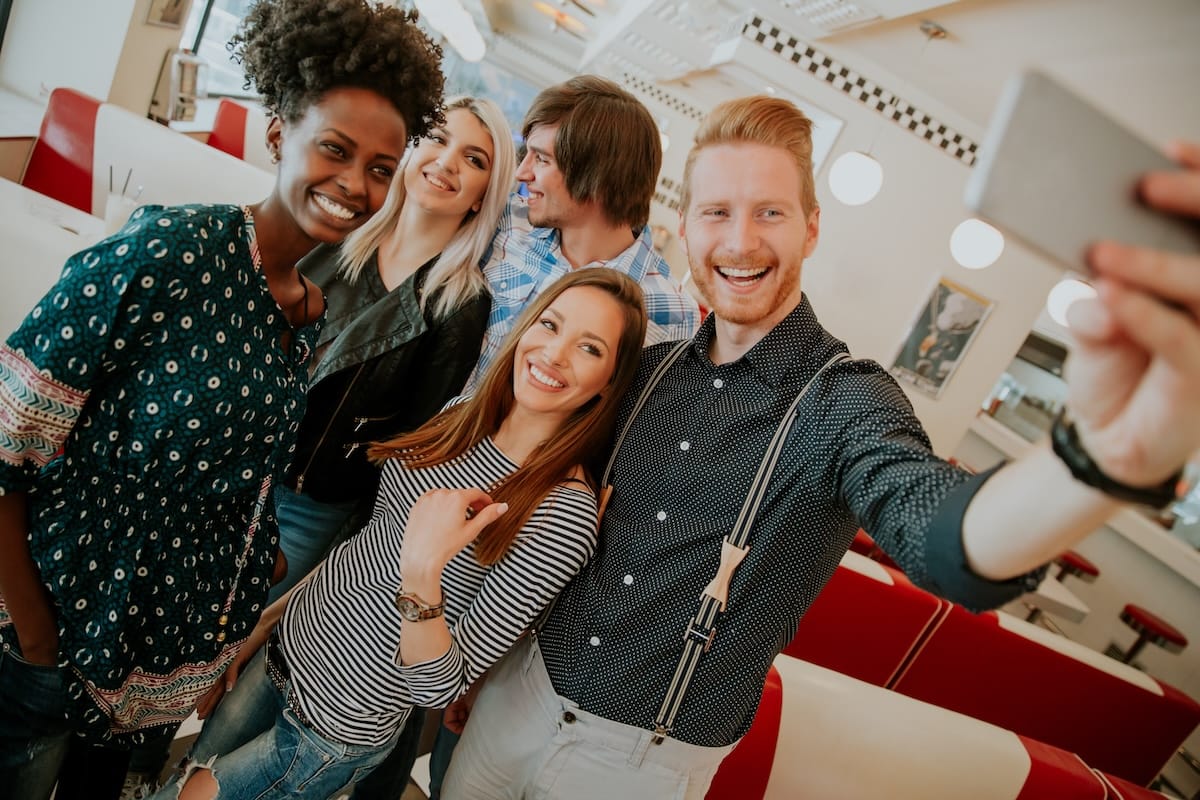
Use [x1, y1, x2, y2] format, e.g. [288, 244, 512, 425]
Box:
[690, 295, 845, 388]
[529, 224, 655, 283]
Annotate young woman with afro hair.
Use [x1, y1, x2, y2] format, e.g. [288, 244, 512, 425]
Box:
[0, 2, 443, 799]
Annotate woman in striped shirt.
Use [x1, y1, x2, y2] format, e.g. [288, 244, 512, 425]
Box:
[153, 268, 648, 799]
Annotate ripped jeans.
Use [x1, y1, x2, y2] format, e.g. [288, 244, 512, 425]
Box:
[0, 642, 72, 800]
[149, 648, 399, 800]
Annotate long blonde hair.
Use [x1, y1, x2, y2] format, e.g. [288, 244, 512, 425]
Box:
[369, 270, 648, 565]
[336, 96, 516, 319]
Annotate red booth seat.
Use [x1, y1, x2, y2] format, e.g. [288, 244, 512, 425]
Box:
[783, 551, 947, 687]
[706, 654, 1168, 799]
[20, 87, 275, 219]
[889, 606, 1200, 786]
[782, 553, 1200, 787]
[206, 98, 275, 172]
[20, 87, 101, 214]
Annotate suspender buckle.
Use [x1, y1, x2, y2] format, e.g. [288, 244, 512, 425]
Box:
[684, 623, 716, 652]
[651, 724, 671, 745]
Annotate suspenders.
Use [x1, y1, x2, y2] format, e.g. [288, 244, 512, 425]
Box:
[603, 344, 851, 744]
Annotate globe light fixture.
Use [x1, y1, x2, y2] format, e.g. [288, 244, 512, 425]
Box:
[950, 218, 1005, 269]
[828, 150, 883, 206]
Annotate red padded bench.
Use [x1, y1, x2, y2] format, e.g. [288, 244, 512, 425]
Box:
[783, 551, 946, 687]
[889, 606, 1200, 786]
[706, 654, 1170, 799]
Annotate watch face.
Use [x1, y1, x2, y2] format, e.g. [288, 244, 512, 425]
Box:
[396, 595, 423, 622]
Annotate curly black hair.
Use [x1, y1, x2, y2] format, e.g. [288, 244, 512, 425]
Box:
[230, 0, 445, 141]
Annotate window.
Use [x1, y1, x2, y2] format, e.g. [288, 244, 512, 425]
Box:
[441, 49, 540, 144]
[179, 0, 541, 133]
[181, 0, 257, 98]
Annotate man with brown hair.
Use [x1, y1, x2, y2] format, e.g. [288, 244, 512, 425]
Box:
[469, 75, 699, 384]
[443, 95, 1200, 798]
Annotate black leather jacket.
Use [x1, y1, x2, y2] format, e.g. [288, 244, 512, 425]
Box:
[284, 244, 489, 503]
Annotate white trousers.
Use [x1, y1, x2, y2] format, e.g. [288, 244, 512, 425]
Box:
[442, 635, 734, 800]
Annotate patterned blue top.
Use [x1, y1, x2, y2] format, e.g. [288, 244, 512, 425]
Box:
[0, 204, 317, 743]
[469, 194, 700, 388]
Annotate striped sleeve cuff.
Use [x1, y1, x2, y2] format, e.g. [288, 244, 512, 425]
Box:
[398, 641, 468, 708]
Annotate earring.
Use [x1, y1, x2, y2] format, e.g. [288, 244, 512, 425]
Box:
[270, 150, 280, 164]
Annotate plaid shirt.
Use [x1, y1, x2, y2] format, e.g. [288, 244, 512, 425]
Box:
[468, 195, 700, 389]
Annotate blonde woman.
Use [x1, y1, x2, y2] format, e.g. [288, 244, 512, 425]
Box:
[270, 96, 518, 603]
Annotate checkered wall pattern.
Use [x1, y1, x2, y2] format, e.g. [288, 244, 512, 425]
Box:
[622, 72, 707, 122]
[655, 175, 682, 212]
[743, 15, 978, 167]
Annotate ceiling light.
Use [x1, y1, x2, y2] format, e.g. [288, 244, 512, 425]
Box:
[828, 151, 882, 206]
[1046, 278, 1097, 327]
[950, 218, 1004, 269]
[414, 0, 486, 62]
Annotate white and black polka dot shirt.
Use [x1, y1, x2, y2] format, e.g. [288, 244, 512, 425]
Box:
[538, 296, 1042, 747]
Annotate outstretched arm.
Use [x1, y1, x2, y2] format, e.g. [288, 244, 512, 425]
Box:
[962, 140, 1200, 579]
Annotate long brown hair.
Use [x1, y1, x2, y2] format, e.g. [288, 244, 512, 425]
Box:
[369, 270, 647, 564]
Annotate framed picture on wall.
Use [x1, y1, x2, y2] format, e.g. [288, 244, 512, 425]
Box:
[146, 0, 190, 28]
[890, 277, 994, 399]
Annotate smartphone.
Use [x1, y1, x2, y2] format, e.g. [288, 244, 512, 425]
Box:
[964, 70, 1200, 271]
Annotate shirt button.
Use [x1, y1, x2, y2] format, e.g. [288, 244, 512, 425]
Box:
[656, 511, 667, 521]
[563, 711, 576, 724]
[500, 281, 508, 289]
[623, 574, 634, 585]
[589, 636, 601, 646]
[679, 441, 690, 451]
[713, 378, 724, 389]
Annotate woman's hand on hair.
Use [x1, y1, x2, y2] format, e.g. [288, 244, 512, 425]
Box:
[400, 488, 509, 593]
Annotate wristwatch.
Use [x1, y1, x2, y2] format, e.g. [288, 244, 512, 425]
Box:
[1050, 410, 1183, 509]
[394, 587, 444, 622]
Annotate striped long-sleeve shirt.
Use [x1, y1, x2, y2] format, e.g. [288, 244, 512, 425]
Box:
[278, 437, 598, 746]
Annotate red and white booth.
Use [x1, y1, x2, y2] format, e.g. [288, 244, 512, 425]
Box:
[773, 550, 1199, 788]
[21, 88, 275, 219]
[707, 653, 1170, 799]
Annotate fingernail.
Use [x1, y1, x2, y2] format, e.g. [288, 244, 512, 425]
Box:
[497, 503, 509, 514]
[1065, 295, 1108, 336]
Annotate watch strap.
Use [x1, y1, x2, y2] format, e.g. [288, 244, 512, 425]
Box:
[1050, 410, 1181, 509]
[395, 587, 444, 621]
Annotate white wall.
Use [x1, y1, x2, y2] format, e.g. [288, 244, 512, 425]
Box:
[0, 0, 185, 115]
[0, 0, 134, 101]
[109, 0, 193, 115]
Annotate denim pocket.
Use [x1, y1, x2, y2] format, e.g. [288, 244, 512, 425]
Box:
[0, 645, 71, 737]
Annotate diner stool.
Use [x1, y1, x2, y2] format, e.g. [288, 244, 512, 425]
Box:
[1113, 604, 1188, 665]
[1026, 550, 1100, 624]
[1053, 550, 1100, 585]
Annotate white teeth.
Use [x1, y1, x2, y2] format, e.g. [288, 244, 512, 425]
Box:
[717, 266, 768, 279]
[426, 173, 452, 191]
[529, 363, 564, 388]
[314, 194, 356, 220]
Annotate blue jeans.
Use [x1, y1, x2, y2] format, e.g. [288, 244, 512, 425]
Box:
[426, 724, 460, 800]
[152, 648, 399, 800]
[348, 706, 426, 800]
[0, 642, 72, 800]
[269, 486, 360, 604]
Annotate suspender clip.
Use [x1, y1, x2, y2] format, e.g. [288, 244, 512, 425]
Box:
[684, 623, 716, 652]
[652, 724, 671, 745]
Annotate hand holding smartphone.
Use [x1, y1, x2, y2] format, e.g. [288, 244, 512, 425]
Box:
[964, 70, 1200, 272]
